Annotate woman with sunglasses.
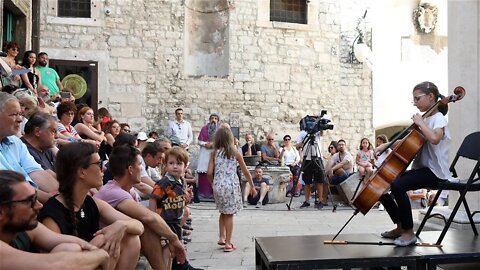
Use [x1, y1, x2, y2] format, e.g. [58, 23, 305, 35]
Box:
[20, 51, 42, 94]
[280, 135, 301, 196]
[38, 142, 144, 270]
[1, 42, 23, 87]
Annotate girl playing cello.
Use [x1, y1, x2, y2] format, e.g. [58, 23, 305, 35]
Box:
[376, 81, 452, 247]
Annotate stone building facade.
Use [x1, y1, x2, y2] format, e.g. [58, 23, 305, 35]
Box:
[38, 0, 373, 149]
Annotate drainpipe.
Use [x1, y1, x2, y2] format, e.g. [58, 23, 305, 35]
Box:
[31, 0, 40, 52]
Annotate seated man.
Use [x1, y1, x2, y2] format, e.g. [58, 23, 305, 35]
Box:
[94, 145, 188, 270]
[21, 112, 58, 171]
[0, 170, 108, 269]
[243, 166, 270, 208]
[261, 133, 281, 165]
[0, 92, 58, 203]
[326, 139, 354, 185]
[242, 133, 261, 156]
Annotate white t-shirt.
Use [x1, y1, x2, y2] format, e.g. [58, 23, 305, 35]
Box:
[281, 147, 300, 165]
[330, 151, 354, 174]
[412, 112, 451, 180]
[296, 131, 322, 161]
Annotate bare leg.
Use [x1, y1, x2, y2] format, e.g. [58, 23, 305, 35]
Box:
[219, 213, 226, 243]
[304, 184, 311, 202]
[115, 234, 141, 270]
[316, 183, 324, 203]
[358, 166, 365, 177]
[258, 183, 269, 203]
[141, 227, 168, 270]
[224, 214, 234, 246]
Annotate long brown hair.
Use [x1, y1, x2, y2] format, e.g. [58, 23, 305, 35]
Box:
[56, 142, 97, 236]
[213, 127, 236, 159]
[413, 81, 448, 115]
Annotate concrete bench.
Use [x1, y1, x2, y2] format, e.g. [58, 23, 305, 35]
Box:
[241, 166, 291, 204]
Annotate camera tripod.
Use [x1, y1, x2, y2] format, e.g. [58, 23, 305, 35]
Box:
[286, 132, 337, 212]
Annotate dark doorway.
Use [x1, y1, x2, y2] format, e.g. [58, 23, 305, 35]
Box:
[48, 59, 98, 112]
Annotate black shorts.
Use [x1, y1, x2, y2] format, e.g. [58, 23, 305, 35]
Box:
[302, 159, 326, 185]
[247, 192, 269, 205]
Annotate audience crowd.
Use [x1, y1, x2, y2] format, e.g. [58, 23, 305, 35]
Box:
[0, 42, 439, 268]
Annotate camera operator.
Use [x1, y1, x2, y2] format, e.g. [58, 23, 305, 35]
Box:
[296, 128, 328, 209]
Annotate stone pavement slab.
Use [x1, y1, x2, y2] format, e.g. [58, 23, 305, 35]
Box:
[184, 196, 412, 270]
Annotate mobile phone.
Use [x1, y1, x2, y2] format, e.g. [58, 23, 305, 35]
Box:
[60, 91, 71, 99]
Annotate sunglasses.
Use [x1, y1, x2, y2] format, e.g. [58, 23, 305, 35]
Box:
[284, 138, 291, 141]
[0, 191, 38, 208]
[329, 146, 335, 149]
[123, 129, 131, 133]
[267, 138, 274, 141]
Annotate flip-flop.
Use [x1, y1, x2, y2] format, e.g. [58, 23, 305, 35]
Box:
[381, 231, 402, 239]
[224, 243, 237, 252]
[217, 240, 226, 246]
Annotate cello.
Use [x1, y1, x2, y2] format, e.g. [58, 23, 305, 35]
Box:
[325, 86, 466, 247]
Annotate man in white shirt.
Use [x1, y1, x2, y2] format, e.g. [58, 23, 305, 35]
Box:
[165, 108, 193, 150]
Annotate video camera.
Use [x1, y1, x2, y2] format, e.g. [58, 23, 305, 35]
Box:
[299, 110, 334, 134]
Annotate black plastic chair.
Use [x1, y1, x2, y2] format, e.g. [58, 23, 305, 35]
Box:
[416, 131, 480, 245]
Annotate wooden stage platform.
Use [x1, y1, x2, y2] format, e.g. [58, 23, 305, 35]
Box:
[255, 231, 480, 270]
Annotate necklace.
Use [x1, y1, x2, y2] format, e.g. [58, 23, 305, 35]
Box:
[79, 208, 85, 218]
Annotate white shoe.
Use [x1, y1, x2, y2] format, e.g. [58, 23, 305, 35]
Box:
[255, 202, 262, 208]
[378, 203, 385, 211]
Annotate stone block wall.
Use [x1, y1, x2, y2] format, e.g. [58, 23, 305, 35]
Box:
[39, 0, 373, 152]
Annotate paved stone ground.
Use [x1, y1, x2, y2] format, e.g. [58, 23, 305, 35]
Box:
[184, 196, 406, 270]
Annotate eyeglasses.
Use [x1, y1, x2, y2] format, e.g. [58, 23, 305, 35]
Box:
[0, 191, 38, 208]
[413, 93, 427, 103]
[88, 160, 103, 169]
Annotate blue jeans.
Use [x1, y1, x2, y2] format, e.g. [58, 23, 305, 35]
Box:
[330, 172, 349, 185]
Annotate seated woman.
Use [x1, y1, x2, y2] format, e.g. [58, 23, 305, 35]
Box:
[38, 142, 144, 270]
[75, 106, 108, 159]
[75, 106, 106, 143]
[55, 102, 98, 147]
[103, 120, 121, 157]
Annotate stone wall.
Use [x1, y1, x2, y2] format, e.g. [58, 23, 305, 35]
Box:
[39, 0, 373, 152]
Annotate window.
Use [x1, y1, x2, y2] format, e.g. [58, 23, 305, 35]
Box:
[58, 0, 91, 18]
[270, 0, 307, 24]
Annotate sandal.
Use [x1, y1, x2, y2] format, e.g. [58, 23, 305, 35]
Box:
[224, 243, 237, 252]
[217, 239, 226, 246]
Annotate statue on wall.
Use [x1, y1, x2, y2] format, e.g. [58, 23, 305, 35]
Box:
[412, 3, 438, 34]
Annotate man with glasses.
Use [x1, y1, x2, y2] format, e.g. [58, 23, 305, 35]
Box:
[165, 108, 193, 150]
[0, 93, 58, 203]
[0, 170, 109, 269]
[21, 112, 58, 171]
[327, 139, 354, 185]
[261, 133, 281, 165]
